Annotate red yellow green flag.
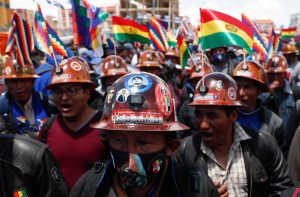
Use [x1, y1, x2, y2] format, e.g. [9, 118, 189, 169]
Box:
[177, 34, 190, 70]
[281, 27, 297, 40]
[200, 8, 253, 55]
[112, 16, 149, 43]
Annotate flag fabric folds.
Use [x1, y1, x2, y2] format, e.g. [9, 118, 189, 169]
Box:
[5, 12, 34, 66]
[149, 17, 169, 52]
[70, 0, 91, 46]
[200, 9, 253, 56]
[34, 4, 73, 58]
[281, 27, 297, 40]
[82, 0, 109, 57]
[266, 28, 275, 60]
[112, 16, 149, 43]
[197, 25, 201, 43]
[181, 20, 194, 38]
[241, 13, 267, 60]
[177, 34, 190, 70]
[167, 32, 177, 47]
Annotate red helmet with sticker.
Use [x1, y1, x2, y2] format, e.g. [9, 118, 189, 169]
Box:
[282, 43, 296, 54]
[1, 57, 39, 79]
[189, 72, 244, 107]
[138, 50, 162, 68]
[189, 62, 213, 81]
[165, 46, 179, 58]
[187, 53, 209, 67]
[265, 54, 288, 73]
[46, 57, 98, 90]
[91, 72, 189, 132]
[232, 60, 268, 92]
[99, 55, 128, 85]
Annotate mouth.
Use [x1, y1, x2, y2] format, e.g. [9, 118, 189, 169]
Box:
[200, 132, 214, 142]
[60, 103, 73, 112]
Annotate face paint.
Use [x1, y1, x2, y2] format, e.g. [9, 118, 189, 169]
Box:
[110, 147, 166, 188]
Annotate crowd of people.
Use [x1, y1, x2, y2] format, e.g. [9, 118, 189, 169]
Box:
[0, 33, 300, 197]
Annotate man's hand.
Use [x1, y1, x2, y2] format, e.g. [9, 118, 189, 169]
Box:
[214, 180, 228, 197]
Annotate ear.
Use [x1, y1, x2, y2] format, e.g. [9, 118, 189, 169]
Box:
[230, 110, 238, 122]
[166, 139, 181, 157]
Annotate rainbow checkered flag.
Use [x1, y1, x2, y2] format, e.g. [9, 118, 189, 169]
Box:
[5, 12, 34, 66]
[242, 13, 267, 60]
[82, 0, 109, 57]
[149, 17, 169, 52]
[34, 4, 74, 58]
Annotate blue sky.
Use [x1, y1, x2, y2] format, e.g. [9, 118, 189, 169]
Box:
[10, 0, 299, 28]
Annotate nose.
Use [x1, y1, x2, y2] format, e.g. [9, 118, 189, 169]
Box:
[199, 117, 209, 130]
[239, 87, 246, 97]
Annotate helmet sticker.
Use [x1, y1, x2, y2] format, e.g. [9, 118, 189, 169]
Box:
[155, 84, 173, 116]
[236, 70, 254, 78]
[116, 88, 130, 103]
[227, 87, 237, 101]
[215, 80, 224, 91]
[5, 66, 11, 75]
[52, 74, 71, 83]
[104, 88, 116, 116]
[125, 74, 153, 93]
[59, 59, 68, 65]
[70, 62, 82, 71]
[111, 110, 163, 125]
[194, 93, 219, 102]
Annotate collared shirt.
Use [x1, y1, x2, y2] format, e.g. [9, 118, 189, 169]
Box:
[15, 95, 36, 128]
[201, 122, 252, 197]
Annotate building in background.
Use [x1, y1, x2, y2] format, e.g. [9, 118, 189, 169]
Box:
[119, 0, 179, 29]
[290, 13, 300, 44]
[0, 0, 12, 31]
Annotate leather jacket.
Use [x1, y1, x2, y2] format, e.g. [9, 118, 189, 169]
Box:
[174, 126, 293, 197]
[254, 104, 288, 157]
[70, 158, 219, 197]
[0, 134, 69, 197]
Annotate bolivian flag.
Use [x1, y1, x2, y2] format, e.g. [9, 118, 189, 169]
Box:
[177, 34, 190, 70]
[281, 27, 297, 40]
[112, 16, 149, 43]
[167, 32, 177, 47]
[200, 9, 253, 56]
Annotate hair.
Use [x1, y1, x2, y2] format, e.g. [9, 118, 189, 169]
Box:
[223, 106, 237, 117]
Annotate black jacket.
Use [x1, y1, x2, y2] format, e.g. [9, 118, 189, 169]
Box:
[0, 134, 69, 197]
[254, 105, 288, 157]
[174, 127, 293, 197]
[70, 158, 219, 197]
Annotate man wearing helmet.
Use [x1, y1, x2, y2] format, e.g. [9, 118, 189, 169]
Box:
[260, 54, 299, 144]
[38, 57, 109, 190]
[70, 72, 218, 197]
[282, 41, 300, 87]
[175, 72, 292, 196]
[232, 60, 288, 157]
[0, 57, 56, 138]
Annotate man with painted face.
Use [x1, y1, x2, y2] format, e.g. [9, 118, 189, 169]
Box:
[70, 72, 219, 197]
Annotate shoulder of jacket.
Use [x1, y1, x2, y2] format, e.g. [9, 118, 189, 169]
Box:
[0, 134, 49, 175]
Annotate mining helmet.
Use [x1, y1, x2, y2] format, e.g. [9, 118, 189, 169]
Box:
[265, 54, 288, 73]
[232, 60, 268, 92]
[92, 72, 189, 132]
[1, 57, 39, 79]
[46, 56, 98, 90]
[189, 72, 244, 107]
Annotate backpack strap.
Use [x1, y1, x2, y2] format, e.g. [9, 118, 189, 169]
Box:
[40, 115, 57, 143]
